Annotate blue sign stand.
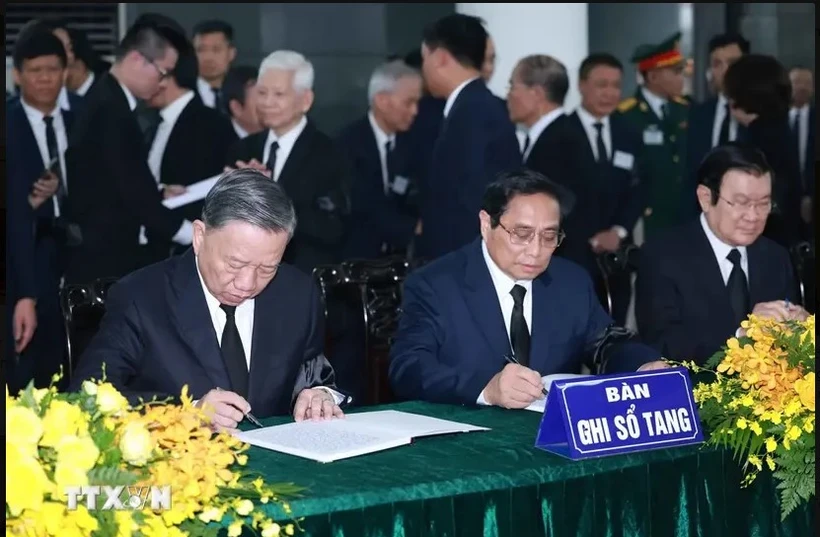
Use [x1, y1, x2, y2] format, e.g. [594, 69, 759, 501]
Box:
[535, 367, 703, 459]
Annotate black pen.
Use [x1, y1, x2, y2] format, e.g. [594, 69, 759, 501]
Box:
[503, 354, 548, 397]
[215, 387, 263, 428]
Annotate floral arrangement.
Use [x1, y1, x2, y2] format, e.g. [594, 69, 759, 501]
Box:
[6, 375, 304, 537]
[681, 314, 815, 521]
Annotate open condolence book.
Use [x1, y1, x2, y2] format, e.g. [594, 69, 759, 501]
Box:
[234, 410, 490, 463]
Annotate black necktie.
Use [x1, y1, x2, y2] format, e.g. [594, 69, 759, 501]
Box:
[142, 111, 163, 153]
[718, 103, 731, 146]
[212, 87, 225, 115]
[43, 115, 65, 206]
[266, 140, 280, 179]
[509, 284, 531, 366]
[219, 304, 249, 397]
[660, 102, 670, 122]
[521, 135, 531, 161]
[593, 122, 609, 163]
[385, 139, 396, 193]
[726, 249, 750, 328]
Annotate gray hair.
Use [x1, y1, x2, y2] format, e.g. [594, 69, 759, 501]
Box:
[201, 168, 297, 237]
[367, 60, 421, 104]
[515, 55, 569, 106]
[258, 50, 314, 93]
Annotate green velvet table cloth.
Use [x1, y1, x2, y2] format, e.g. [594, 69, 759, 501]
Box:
[239, 401, 815, 537]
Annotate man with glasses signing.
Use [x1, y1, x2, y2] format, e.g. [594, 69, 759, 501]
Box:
[389, 169, 664, 409]
[636, 144, 808, 366]
[64, 14, 195, 284]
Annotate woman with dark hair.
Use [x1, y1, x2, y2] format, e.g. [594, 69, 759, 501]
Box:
[723, 53, 802, 247]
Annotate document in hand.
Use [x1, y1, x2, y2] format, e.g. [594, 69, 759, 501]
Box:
[161, 175, 221, 209]
[234, 410, 490, 463]
[525, 374, 593, 413]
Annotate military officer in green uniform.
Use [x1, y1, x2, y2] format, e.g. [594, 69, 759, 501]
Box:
[617, 32, 689, 239]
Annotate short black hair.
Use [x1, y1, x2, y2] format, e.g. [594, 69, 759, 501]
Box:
[482, 169, 575, 227]
[115, 13, 189, 63]
[403, 48, 423, 70]
[13, 25, 67, 70]
[422, 14, 487, 72]
[579, 53, 623, 80]
[223, 65, 257, 109]
[192, 19, 234, 44]
[723, 54, 791, 120]
[170, 46, 198, 90]
[708, 33, 750, 56]
[697, 143, 773, 205]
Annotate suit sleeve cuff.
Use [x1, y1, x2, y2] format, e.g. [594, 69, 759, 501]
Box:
[172, 220, 194, 245]
[477, 389, 490, 406]
[316, 386, 348, 406]
[612, 226, 628, 239]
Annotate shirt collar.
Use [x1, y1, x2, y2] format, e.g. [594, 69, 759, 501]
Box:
[265, 115, 308, 151]
[20, 97, 61, 123]
[791, 104, 810, 116]
[76, 72, 95, 96]
[481, 240, 534, 299]
[576, 105, 609, 131]
[160, 90, 195, 124]
[641, 87, 667, 117]
[717, 93, 729, 109]
[443, 77, 479, 118]
[116, 79, 138, 111]
[528, 107, 565, 144]
[700, 212, 747, 266]
[58, 86, 71, 110]
[232, 119, 248, 139]
[368, 111, 394, 149]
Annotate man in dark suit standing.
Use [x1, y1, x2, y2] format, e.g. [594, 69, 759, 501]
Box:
[338, 59, 423, 260]
[636, 144, 808, 365]
[685, 33, 750, 216]
[389, 169, 665, 408]
[225, 50, 351, 274]
[143, 45, 238, 261]
[193, 20, 236, 116]
[6, 29, 73, 392]
[69, 169, 349, 427]
[222, 65, 263, 140]
[416, 14, 521, 259]
[789, 66, 815, 237]
[64, 14, 196, 284]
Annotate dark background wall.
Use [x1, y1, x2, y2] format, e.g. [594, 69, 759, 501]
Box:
[125, 2, 454, 135]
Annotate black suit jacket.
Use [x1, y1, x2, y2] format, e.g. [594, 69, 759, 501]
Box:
[156, 95, 238, 224]
[336, 115, 418, 259]
[636, 218, 797, 364]
[225, 120, 352, 273]
[68, 249, 339, 417]
[64, 73, 185, 283]
[417, 79, 521, 259]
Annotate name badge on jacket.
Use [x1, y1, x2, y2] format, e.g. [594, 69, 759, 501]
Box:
[612, 150, 634, 171]
[391, 176, 409, 196]
[642, 126, 664, 146]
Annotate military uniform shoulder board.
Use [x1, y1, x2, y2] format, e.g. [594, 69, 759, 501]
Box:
[617, 97, 637, 112]
[673, 96, 689, 106]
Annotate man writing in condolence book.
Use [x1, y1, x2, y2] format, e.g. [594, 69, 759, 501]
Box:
[69, 169, 349, 431]
[388, 169, 666, 409]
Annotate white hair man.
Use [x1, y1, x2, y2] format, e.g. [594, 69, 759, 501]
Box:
[225, 50, 352, 274]
[337, 59, 423, 260]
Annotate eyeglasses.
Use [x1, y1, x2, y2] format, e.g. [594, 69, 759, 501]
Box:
[498, 222, 565, 249]
[719, 196, 775, 215]
[141, 53, 173, 81]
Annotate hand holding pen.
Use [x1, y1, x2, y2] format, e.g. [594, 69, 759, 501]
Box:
[480, 355, 545, 409]
[196, 387, 263, 433]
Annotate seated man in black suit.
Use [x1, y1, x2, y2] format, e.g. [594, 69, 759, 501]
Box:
[338, 59, 423, 260]
[69, 169, 348, 430]
[636, 144, 809, 365]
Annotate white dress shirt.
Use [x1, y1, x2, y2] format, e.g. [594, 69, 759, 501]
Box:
[57, 86, 72, 111]
[790, 104, 810, 174]
[368, 111, 396, 193]
[147, 91, 196, 182]
[443, 77, 479, 118]
[711, 93, 738, 148]
[523, 108, 565, 162]
[576, 106, 612, 162]
[197, 77, 217, 108]
[232, 119, 248, 139]
[194, 256, 346, 405]
[20, 98, 69, 217]
[700, 213, 749, 285]
[76, 72, 95, 97]
[477, 240, 533, 405]
[262, 116, 308, 182]
[641, 87, 667, 120]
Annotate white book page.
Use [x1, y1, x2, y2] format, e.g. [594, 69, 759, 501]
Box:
[344, 410, 490, 438]
[162, 175, 220, 209]
[235, 419, 411, 463]
[524, 374, 593, 413]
